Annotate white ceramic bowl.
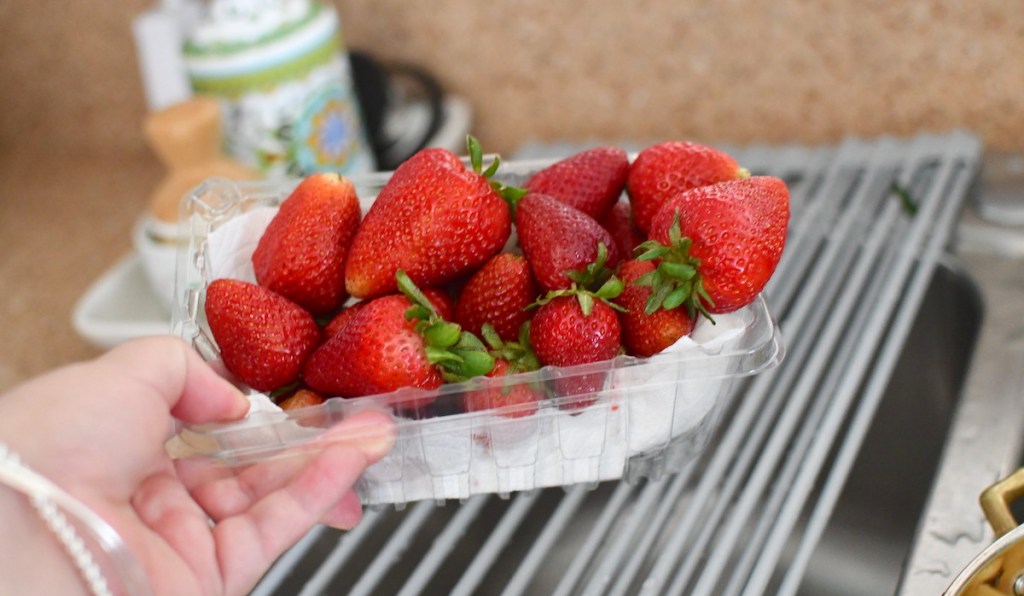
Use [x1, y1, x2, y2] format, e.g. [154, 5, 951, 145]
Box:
[132, 215, 180, 311]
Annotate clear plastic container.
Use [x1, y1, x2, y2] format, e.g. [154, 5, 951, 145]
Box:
[169, 158, 785, 506]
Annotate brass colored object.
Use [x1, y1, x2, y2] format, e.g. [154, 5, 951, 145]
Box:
[947, 469, 1024, 595]
[981, 469, 1024, 538]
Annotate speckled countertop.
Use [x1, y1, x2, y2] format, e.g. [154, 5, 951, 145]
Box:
[0, 152, 160, 389]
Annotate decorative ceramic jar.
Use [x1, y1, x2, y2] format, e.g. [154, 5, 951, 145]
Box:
[183, 0, 374, 178]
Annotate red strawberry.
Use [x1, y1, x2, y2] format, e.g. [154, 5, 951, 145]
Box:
[523, 146, 629, 220]
[644, 176, 789, 317]
[303, 272, 494, 407]
[615, 259, 695, 357]
[253, 173, 362, 315]
[516, 193, 621, 292]
[304, 294, 440, 401]
[344, 137, 516, 299]
[422, 288, 457, 321]
[325, 290, 454, 339]
[455, 253, 538, 342]
[323, 301, 368, 339]
[204, 278, 322, 392]
[278, 388, 326, 411]
[465, 359, 542, 418]
[530, 290, 623, 408]
[627, 141, 748, 235]
[600, 198, 644, 260]
[464, 323, 543, 418]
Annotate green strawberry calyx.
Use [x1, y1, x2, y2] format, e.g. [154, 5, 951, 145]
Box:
[564, 242, 617, 293]
[466, 134, 528, 218]
[480, 322, 544, 398]
[481, 322, 541, 374]
[890, 181, 919, 216]
[396, 270, 495, 382]
[634, 211, 716, 323]
[531, 242, 626, 316]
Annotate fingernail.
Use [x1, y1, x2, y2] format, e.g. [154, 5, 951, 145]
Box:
[335, 411, 397, 460]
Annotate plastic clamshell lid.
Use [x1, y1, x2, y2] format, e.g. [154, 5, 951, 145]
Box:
[169, 159, 785, 505]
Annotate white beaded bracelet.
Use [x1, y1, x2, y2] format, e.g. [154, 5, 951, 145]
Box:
[0, 442, 151, 596]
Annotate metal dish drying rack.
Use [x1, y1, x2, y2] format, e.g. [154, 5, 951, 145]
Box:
[247, 131, 982, 595]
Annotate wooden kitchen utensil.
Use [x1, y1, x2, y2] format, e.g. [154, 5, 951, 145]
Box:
[144, 96, 259, 228]
[137, 96, 260, 310]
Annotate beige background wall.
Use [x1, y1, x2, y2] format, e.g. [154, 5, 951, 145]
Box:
[2, 1, 1023, 158]
[0, 0, 1022, 388]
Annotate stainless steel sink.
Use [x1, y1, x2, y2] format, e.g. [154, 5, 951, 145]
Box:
[897, 204, 1024, 594]
[791, 260, 983, 595]
[793, 152, 1024, 595]
[247, 133, 1024, 596]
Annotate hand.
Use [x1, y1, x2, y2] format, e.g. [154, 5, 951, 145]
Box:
[0, 336, 395, 595]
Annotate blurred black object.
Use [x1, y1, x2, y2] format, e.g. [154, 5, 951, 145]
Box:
[350, 51, 446, 171]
